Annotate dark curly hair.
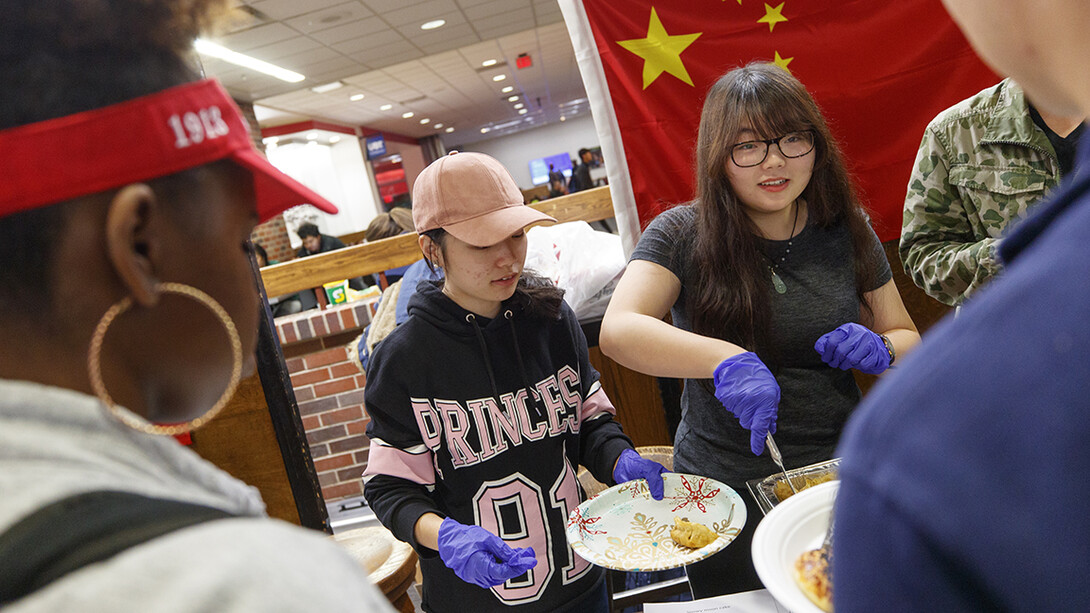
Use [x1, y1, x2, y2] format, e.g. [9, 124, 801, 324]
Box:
[0, 0, 232, 320]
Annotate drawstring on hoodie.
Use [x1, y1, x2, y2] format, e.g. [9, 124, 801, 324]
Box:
[505, 310, 546, 418]
[463, 311, 545, 419]
[465, 313, 502, 401]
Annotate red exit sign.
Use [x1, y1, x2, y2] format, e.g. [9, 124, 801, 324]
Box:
[516, 53, 532, 69]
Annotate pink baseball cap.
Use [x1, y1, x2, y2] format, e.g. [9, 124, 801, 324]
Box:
[412, 151, 554, 247]
[0, 79, 337, 223]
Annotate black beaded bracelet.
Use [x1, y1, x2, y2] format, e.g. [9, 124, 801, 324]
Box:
[880, 334, 896, 366]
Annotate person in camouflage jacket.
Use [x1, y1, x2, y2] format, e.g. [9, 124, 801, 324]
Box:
[900, 79, 1072, 306]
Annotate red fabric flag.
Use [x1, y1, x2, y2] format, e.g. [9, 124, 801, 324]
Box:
[571, 0, 997, 242]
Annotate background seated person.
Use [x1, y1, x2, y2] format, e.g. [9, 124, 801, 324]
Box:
[294, 222, 371, 310]
[252, 243, 304, 317]
[363, 208, 415, 285]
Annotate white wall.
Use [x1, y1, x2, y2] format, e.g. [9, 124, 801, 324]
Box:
[331, 137, 382, 230]
[266, 138, 381, 244]
[462, 114, 600, 190]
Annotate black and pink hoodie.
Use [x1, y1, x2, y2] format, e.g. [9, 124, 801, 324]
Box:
[362, 280, 632, 612]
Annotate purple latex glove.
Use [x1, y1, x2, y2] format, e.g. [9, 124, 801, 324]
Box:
[713, 352, 780, 456]
[437, 518, 538, 588]
[613, 448, 669, 500]
[814, 323, 890, 374]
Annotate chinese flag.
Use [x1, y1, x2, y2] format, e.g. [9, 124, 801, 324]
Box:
[567, 0, 996, 243]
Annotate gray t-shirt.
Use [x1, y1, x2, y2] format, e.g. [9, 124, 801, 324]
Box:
[631, 204, 892, 489]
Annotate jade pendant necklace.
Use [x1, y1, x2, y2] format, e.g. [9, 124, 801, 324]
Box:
[766, 200, 799, 295]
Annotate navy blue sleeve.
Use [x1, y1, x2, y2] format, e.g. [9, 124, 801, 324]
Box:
[834, 474, 985, 612]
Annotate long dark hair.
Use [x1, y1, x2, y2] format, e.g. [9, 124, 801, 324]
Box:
[689, 63, 879, 359]
[421, 228, 565, 320]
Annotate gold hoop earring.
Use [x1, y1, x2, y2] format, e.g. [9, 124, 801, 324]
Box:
[87, 282, 243, 436]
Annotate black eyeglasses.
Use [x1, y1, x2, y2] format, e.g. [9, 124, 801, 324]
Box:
[730, 130, 816, 167]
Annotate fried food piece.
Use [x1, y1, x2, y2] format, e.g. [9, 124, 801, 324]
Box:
[794, 547, 833, 612]
[670, 517, 717, 549]
[773, 471, 837, 502]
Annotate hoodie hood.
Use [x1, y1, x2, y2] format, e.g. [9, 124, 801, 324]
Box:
[406, 278, 528, 339]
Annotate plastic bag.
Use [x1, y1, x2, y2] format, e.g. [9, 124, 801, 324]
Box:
[525, 221, 626, 322]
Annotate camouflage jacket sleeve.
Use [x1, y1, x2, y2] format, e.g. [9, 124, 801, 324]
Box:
[899, 130, 1005, 307]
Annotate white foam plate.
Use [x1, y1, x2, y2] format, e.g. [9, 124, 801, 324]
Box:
[751, 480, 838, 613]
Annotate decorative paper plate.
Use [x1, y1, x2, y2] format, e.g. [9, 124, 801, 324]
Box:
[751, 480, 838, 613]
[565, 473, 746, 572]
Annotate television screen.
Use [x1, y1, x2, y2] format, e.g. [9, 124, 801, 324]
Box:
[529, 153, 574, 185]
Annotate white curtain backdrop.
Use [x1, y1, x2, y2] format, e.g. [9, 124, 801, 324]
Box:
[558, 0, 642, 257]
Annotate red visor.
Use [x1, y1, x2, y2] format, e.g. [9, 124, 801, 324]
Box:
[0, 79, 338, 222]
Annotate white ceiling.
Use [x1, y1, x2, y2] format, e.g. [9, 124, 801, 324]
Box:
[199, 0, 591, 147]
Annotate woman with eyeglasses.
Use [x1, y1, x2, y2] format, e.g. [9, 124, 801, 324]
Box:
[599, 62, 919, 596]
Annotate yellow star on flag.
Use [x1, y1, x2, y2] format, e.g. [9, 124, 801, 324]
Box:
[758, 2, 788, 32]
[772, 51, 793, 73]
[617, 8, 702, 89]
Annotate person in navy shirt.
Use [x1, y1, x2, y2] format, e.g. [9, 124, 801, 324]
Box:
[835, 1, 1090, 610]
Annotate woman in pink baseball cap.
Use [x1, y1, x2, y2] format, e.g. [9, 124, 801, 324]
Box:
[0, 1, 392, 610]
[362, 151, 668, 613]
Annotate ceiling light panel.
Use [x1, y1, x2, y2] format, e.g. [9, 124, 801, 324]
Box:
[243, 36, 323, 61]
[310, 80, 344, 93]
[218, 23, 297, 52]
[195, 39, 305, 82]
[384, 0, 463, 27]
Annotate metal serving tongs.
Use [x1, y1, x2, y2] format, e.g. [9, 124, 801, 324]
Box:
[765, 432, 798, 494]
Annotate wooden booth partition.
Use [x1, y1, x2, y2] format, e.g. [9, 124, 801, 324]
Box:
[187, 256, 329, 530]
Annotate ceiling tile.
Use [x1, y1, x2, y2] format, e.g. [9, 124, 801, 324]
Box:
[334, 28, 408, 56]
[464, 0, 531, 20]
[412, 22, 478, 48]
[478, 21, 541, 43]
[217, 23, 299, 51]
[251, 0, 349, 20]
[246, 36, 323, 61]
[284, 2, 374, 33]
[476, 7, 535, 31]
[383, 0, 461, 27]
[278, 47, 342, 71]
[360, 0, 431, 12]
[301, 56, 367, 76]
[419, 35, 482, 56]
[351, 40, 424, 68]
[308, 19, 388, 45]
